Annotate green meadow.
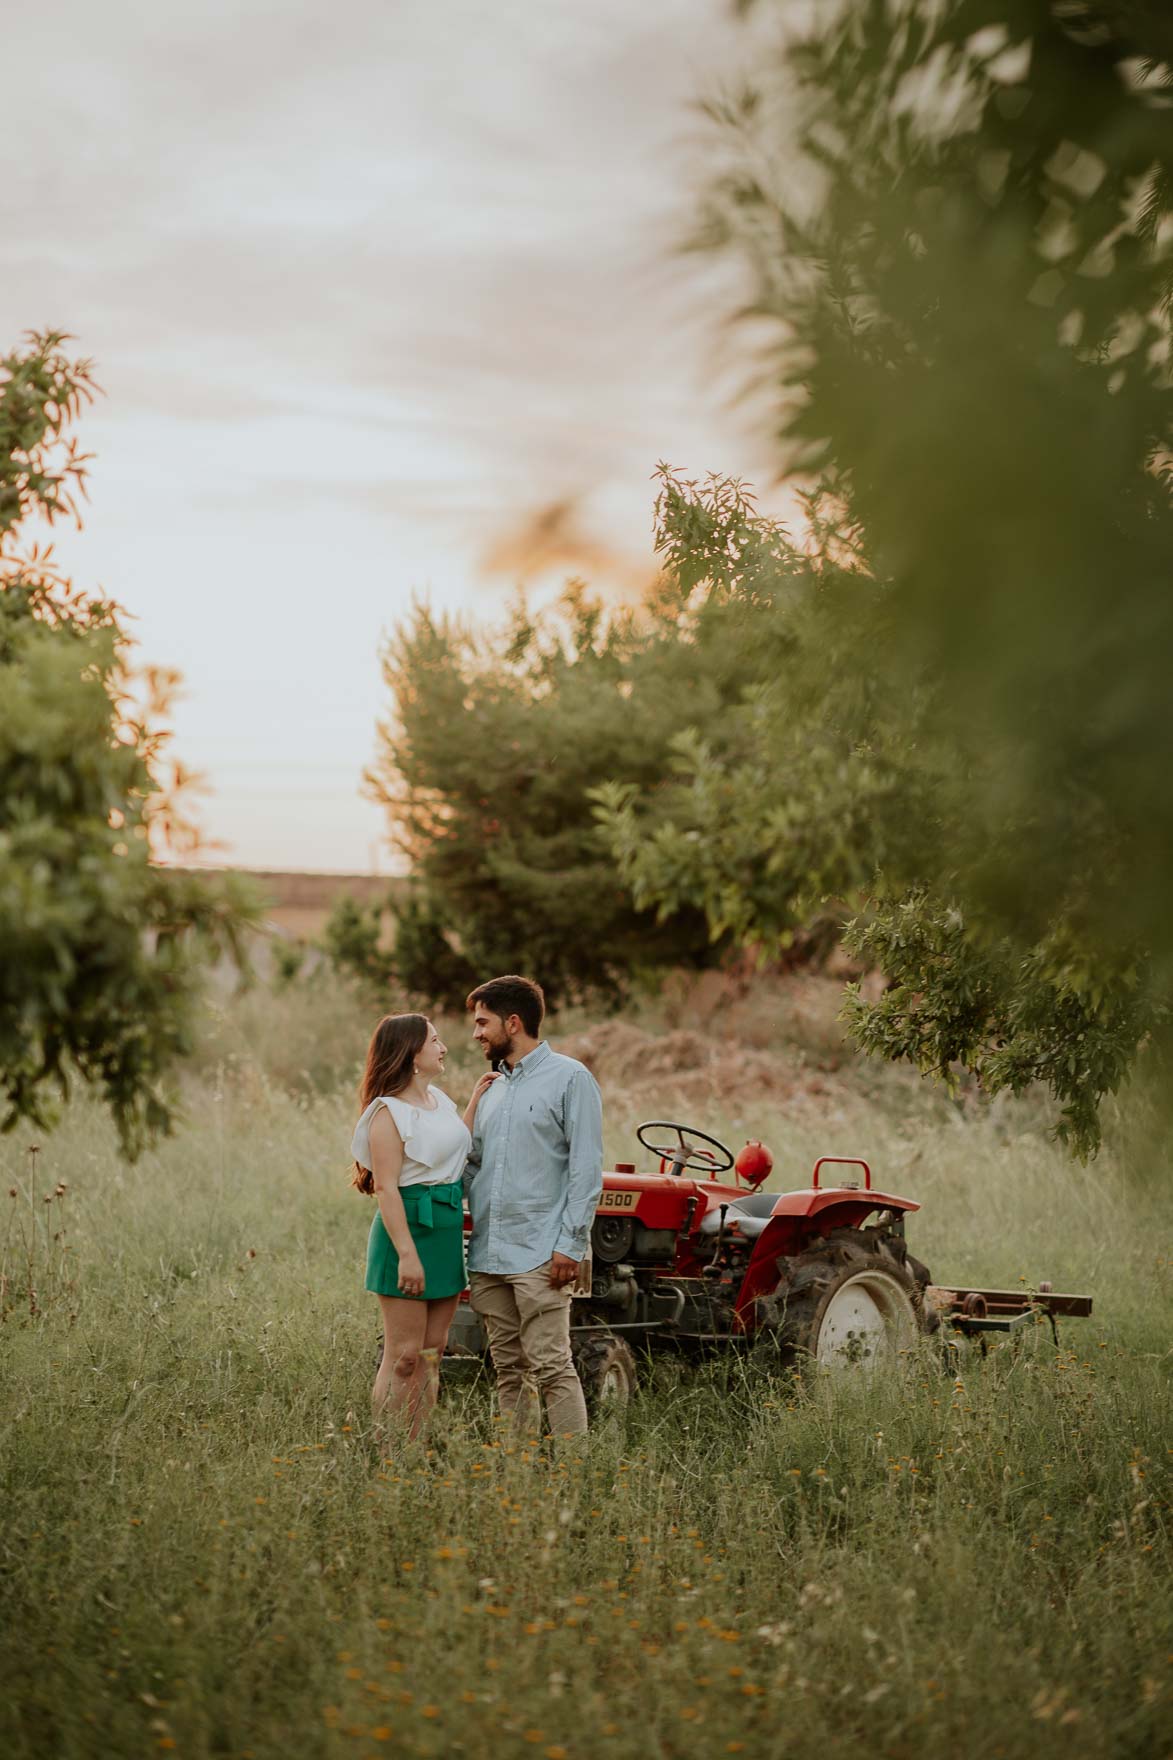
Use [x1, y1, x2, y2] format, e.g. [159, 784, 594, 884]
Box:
[2, 977, 1169, 1760]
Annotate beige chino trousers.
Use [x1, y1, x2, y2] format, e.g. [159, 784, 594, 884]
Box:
[469, 1261, 588, 1437]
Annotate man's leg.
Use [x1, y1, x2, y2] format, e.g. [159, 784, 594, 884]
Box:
[513, 1265, 588, 1438]
[468, 1272, 541, 1434]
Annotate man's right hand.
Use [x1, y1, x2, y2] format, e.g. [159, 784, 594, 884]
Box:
[547, 1252, 579, 1289]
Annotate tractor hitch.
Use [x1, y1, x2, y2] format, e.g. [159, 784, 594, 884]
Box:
[926, 1284, 1092, 1350]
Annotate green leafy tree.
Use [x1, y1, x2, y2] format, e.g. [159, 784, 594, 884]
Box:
[366, 514, 800, 1002]
[388, 887, 477, 1008]
[598, 2, 1173, 1154]
[0, 331, 258, 1154]
[314, 887, 476, 1011]
[319, 892, 397, 999]
[597, 475, 933, 938]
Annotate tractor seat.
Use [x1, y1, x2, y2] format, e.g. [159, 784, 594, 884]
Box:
[697, 1191, 779, 1239]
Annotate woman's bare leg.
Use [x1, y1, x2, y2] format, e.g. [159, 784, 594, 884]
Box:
[423, 1293, 461, 1353]
[374, 1295, 429, 1446]
[414, 1294, 461, 1434]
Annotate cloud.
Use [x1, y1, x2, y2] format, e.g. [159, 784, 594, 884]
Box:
[478, 496, 659, 600]
[2, 0, 766, 868]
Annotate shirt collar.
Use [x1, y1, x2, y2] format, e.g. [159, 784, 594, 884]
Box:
[503, 1040, 551, 1079]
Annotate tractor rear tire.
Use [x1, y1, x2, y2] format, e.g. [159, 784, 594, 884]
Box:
[776, 1228, 934, 1370]
[572, 1329, 638, 1412]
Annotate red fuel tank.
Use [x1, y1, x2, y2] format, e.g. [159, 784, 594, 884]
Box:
[734, 1140, 773, 1188]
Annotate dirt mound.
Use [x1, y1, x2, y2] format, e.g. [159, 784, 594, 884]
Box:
[556, 1020, 708, 1079]
[553, 1018, 837, 1108]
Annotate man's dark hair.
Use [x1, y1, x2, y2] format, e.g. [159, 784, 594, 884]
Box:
[466, 974, 546, 1039]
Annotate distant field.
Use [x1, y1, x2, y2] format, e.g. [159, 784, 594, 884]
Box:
[175, 867, 403, 942]
[2, 972, 1169, 1759]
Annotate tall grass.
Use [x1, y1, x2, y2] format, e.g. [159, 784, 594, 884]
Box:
[1, 977, 1169, 1759]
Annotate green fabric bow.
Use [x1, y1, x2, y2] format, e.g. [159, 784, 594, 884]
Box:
[401, 1181, 463, 1231]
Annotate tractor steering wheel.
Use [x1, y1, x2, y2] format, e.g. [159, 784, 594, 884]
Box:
[637, 1120, 735, 1177]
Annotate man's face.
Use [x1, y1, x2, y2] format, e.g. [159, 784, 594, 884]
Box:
[471, 1005, 513, 1062]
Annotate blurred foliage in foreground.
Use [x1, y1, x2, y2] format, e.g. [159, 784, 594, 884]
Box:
[0, 331, 258, 1155]
[595, 0, 1173, 1157]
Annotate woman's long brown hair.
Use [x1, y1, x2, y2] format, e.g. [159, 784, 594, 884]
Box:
[352, 1013, 429, 1193]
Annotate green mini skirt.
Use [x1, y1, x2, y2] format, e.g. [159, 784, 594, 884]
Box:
[365, 1180, 467, 1302]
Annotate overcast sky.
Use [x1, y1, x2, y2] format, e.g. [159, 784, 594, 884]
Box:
[6, 0, 776, 871]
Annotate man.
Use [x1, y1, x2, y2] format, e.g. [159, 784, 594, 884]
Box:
[463, 973, 603, 1438]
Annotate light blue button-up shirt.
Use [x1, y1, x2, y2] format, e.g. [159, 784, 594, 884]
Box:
[464, 1041, 603, 1275]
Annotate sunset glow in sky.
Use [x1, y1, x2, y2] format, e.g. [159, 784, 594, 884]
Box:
[7, 0, 777, 872]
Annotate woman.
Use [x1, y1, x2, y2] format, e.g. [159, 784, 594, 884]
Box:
[352, 1013, 495, 1442]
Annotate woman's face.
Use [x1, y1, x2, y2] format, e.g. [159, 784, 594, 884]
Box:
[414, 1020, 448, 1080]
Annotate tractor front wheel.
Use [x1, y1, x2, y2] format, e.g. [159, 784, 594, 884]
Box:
[572, 1328, 638, 1412]
[777, 1230, 932, 1369]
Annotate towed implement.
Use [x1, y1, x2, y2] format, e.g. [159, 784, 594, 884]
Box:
[446, 1119, 1092, 1406]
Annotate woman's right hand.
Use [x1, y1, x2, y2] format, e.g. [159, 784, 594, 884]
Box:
[397, 1249, 425, 1298]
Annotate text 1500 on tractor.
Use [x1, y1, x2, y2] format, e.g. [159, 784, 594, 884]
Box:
[446, 1121, 1093, 1406]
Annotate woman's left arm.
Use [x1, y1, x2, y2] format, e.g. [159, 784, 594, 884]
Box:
[463, 1070, 499, 1132]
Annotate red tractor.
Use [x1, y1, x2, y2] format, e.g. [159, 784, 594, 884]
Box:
[446, 1119, 1091, 1406]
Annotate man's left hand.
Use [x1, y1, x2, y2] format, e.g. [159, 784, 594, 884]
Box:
[548, 1252, 579, 1289]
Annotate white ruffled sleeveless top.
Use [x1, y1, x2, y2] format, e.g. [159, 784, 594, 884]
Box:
[351, 1086, 470, 1188]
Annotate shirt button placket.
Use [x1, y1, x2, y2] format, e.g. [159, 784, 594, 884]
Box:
[489, 1075, 512, 1271]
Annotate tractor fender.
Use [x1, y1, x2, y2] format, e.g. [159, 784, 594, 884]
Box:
[735, 1188, 920, 1319]
[764, 1186, 918, 1222]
